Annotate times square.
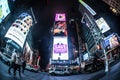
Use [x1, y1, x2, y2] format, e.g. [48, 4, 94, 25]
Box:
[0, 0, 120, 80]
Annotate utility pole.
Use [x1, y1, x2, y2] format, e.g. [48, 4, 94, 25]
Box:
[99, 35, 109, 73]
[103, 47, 109, 72]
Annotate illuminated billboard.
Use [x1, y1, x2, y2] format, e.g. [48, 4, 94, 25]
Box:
[55, 13, 66, 21]
[5, 13, 33, 48]
[103, 33, 119, 50]
[0, 0, 10, 23]
[95, 17, 110, 33]
[54, 21, 67, 36]
[52, 37, 68, 60]
[83, 53, 89, 61]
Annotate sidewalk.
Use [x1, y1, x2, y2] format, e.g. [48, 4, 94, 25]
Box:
[88, 58, 120, 80]
[100, 60, 120, 80]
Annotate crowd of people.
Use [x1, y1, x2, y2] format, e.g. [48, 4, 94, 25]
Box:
[8, 50, 26, 78]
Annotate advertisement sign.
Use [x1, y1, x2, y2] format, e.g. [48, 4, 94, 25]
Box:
[55, 13, 66, 21]
[5, 26, 27, 48]
[103, 33, 119, 50]
[109, 34, 119, 48]
[0, 0, 10, 23]
[52, 37, 68, 60]
[54, 21, 67, 36]
[95, 17, 110, 33]
[83, 53, 89, 61]
[5, 13, 33, 48]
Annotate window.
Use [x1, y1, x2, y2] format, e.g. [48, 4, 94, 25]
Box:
[16, 25, 18, 28]
[21, 29, 23, 31]
[24, 32, 26, 34]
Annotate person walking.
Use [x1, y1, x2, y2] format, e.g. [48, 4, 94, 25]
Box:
[8, 50, 16, 74]
[14, 51, 22, 78]
[22, 59, 26, 73]
[93, 53, 98, 71]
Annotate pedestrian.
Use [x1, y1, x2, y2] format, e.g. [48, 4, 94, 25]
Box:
[22, 59, 26, 73]
[93, 53, 98, 71]
[14, 51, 22, 78]
[8, 50, 16, 74]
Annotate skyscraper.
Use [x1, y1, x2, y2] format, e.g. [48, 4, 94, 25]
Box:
[102, 0, 120, 15]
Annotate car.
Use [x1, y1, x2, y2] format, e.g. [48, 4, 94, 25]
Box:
[49, 66, 70, 76]
[25, 64, 39, 72]
[0, 52, 11, 66]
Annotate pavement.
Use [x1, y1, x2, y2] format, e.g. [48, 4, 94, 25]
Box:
[100, 59, 120, 80]
[89, 58, 120, 80]
[0, 59, 49, 80]
[0, 58, 120, 80]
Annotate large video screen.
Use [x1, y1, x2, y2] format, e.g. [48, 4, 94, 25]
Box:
[95, 17, 110, 33]
[103, 33, 119, 50]
[53, 21, 67, 36]
[52, 37, 68, 60]
[0, 0, 10, 23]
[5, 13, 33, 48]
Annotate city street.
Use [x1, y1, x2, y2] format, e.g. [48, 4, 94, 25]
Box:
[0, 0, 120, 80]
[0, 59, 120, 80]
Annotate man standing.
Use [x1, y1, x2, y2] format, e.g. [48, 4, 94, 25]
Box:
[14, 51, 22, 78]
[8, 49, 16, 74]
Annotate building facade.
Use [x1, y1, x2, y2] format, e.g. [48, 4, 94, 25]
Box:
[78, 0, 100, 56]
[102, 0, 120, 15]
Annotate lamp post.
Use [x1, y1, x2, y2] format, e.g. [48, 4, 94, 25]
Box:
[98, 34, 109, 73]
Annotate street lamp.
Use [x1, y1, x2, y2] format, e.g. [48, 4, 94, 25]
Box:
[98, 33, 109, 73]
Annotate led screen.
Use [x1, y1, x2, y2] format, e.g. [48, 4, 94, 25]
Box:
[55, 13, 66, 21]
[95, 17, 110, 33]
[83, 53, 89, 61]
[5, 13, 33, 48]
[5, 26, 28, 48]
[103, 33, 119, 50]
[0, 0, 10, 23]
[53, 21, 67, 36]
[52, 37, 68, 60]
